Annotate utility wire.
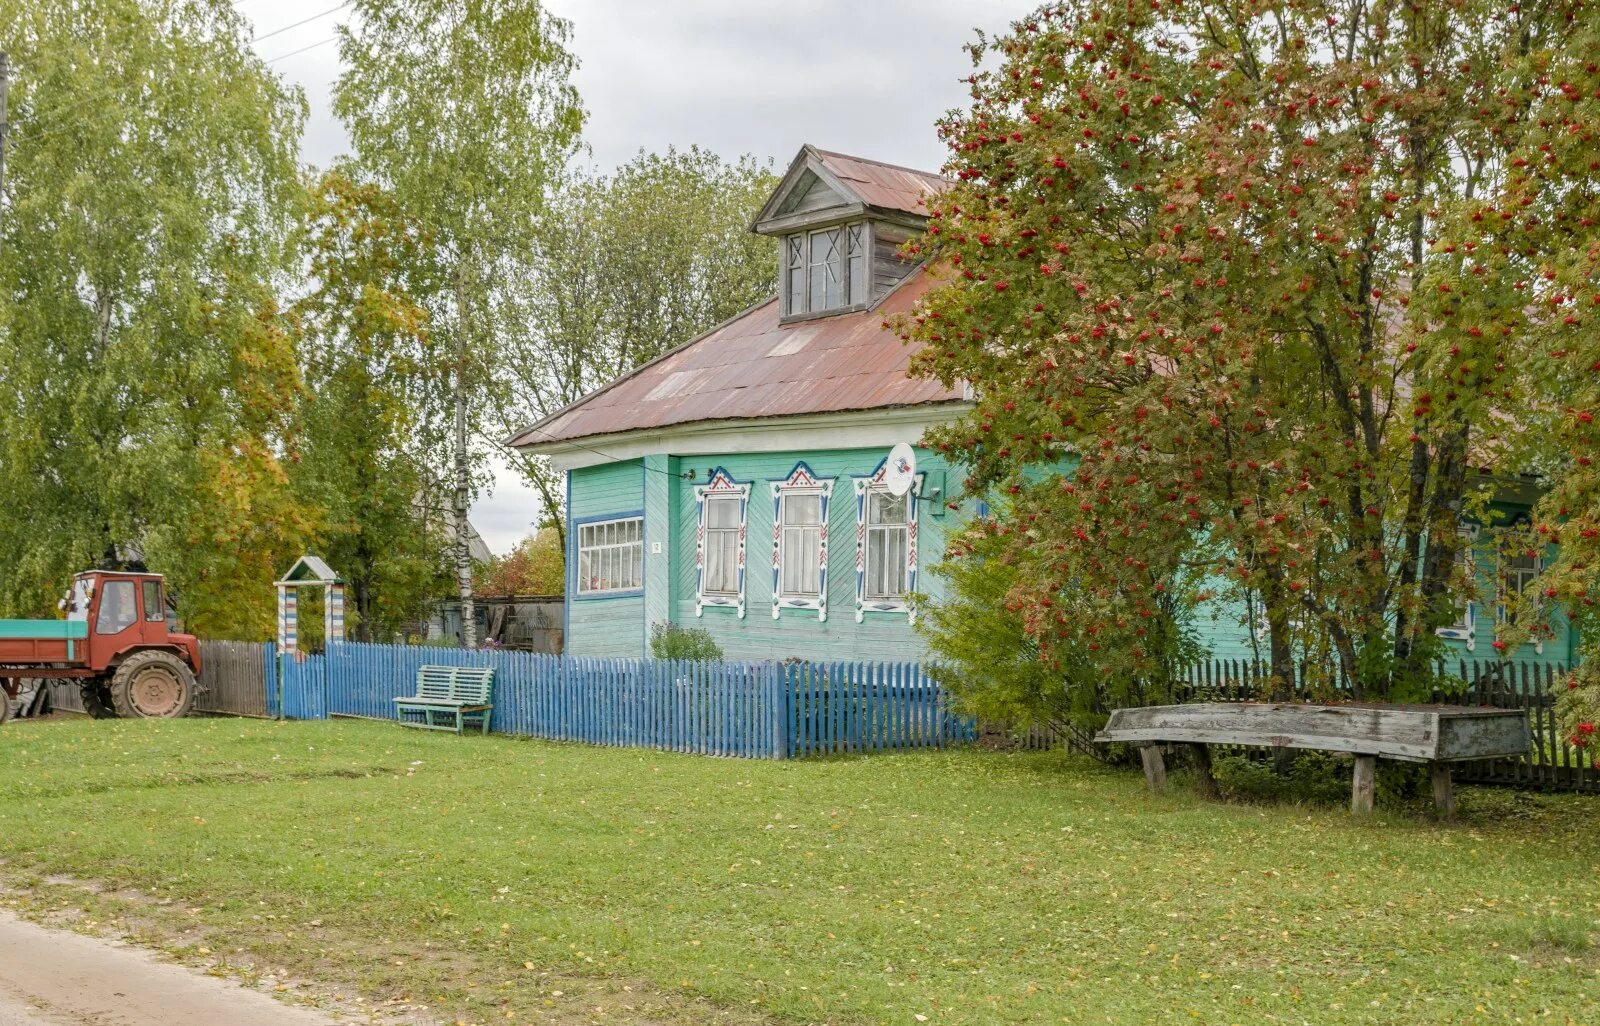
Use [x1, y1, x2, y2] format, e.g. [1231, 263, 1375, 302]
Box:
[252, 2, 352, 43]
[264, 35, 339, 64]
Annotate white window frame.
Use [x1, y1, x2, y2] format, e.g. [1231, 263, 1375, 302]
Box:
[575, 515, 644, 596]
[769, 462, 834, 621]
[852, 460, 922, 622]
[693, 468, 751, 619]
[1436, 527, 1479, 652]
[783, 221, 868, 318]
[1496, 542, 1545, 654]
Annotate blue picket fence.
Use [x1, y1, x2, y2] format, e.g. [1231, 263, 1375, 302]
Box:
[276, 642, 974, 760]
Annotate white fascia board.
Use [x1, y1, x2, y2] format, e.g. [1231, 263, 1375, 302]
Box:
[528, 403, 970, 472]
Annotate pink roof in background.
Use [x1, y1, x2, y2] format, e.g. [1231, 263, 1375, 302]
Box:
[508, 268, 964, 450]
[809, 149, 951, 218]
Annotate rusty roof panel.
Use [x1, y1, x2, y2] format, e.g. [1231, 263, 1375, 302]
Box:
[812, 149, 951, 218]
[509, 268, 964, 449]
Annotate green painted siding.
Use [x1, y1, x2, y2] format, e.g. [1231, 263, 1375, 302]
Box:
[561, 445, 974, 662]
[671, 447, 965, 662]
[567, 459, 647, 658]
[1191, 516, 1574, 670]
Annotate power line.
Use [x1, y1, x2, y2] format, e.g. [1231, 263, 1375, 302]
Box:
[252, 2, 352, 43]
[264, 35, 339, 64]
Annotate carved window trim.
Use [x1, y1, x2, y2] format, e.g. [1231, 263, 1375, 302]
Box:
[852, 459, 922, 623]
[769, 462, 834, 620]
[693, 468, 750, 619]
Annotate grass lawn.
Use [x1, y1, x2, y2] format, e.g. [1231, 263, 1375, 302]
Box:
[1, 718, 1596, 1025]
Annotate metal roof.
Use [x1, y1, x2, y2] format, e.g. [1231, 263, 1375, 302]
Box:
[508, 267, 964, 451]
[809, 149, 951, 218]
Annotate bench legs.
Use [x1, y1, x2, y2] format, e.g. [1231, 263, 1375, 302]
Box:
[1431, 762, 1455, 821]
[1351, 755, 1376, 815]
[1138, 744, 1167, 792]
[1189, 743, 1219, 799]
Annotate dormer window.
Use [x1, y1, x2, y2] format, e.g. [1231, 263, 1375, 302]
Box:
[784, 222, 867, 318]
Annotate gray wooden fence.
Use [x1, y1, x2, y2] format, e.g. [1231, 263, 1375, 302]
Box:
[46, 640, 270, 718]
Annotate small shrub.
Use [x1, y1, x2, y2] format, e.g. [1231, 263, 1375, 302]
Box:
[1211, 751, 1349, 806]
[649, 621, 723, 662]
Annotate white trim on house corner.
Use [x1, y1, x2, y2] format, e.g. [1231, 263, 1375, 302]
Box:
[529, 404, 971, 472]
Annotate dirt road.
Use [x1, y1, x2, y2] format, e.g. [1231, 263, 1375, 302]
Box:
[0, 910, 341, 1025]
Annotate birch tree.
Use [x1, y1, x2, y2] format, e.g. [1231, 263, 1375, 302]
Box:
[334, 0, 582, 647]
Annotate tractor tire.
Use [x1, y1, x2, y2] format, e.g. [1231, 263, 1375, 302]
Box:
[109, 651, 197, 719]
[0, 687, 13, 727]
[79, 679, 118, 719]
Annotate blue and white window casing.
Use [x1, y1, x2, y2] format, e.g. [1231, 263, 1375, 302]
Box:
[1496, 539, 1545, 655]
[694, 468, 751, 619]
[1436, 525, 1480, 652]
[575, 514, 645, 596]
[852, 458, 922, 623]
[769, 462, 834, 621]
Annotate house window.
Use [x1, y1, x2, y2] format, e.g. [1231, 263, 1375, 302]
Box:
[784, 222, 867, 317]
[577, 517, 643, 595]
[780, 494, 824, 597]
[1436, 539, 1477, 652]
[864, 492, 909, 599]
[769, 462, 834, 619]
[694, 469, 751, 618]
[852, 461, 921, 621]
[704, 497, 742, 595]
[1498, 547, 1542, 629]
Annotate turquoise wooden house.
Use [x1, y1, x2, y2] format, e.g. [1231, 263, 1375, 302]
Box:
[509, 147, 971, 661]
[511, 144, 1572, 670]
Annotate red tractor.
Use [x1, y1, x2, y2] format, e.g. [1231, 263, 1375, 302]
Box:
[0, 570, 202, 721]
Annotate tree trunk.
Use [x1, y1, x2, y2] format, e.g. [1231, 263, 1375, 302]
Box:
[453, 264, 477, 650]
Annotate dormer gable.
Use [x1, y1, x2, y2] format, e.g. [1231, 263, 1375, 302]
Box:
[752, 145, 950, 322]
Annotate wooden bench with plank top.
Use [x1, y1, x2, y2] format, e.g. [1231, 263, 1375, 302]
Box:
[1096, 702, 1531, 817]
[393, 665, 495, 735]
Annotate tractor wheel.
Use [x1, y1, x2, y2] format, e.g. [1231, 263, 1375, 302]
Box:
[0, 686, 13, 727]
[79, 679, 118, 719]
[109, 652, 197, 719]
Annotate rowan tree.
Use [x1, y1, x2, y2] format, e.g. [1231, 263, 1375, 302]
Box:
[903, 0, 1592, 702]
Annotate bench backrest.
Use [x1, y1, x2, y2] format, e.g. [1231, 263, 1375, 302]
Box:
[414, 665, 496, 703]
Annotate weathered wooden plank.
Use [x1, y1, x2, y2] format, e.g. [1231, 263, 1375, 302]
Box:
[1098, 703, 1527, 763]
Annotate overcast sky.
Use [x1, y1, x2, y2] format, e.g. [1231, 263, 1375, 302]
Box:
[248, 0, 1035, 553]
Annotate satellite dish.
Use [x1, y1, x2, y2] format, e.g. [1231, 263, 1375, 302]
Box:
[884, 442, 917, 498]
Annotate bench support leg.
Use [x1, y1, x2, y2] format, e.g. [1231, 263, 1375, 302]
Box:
[1351, 755, 1376, 815]
[1431, 762, 1455, 821]
[1190, 743, 1219, 799]
[1138, 744, 1167, 793]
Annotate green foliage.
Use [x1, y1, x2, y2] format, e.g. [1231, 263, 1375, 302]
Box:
[1555, 662, 1600, 769]
[293, 172, 452, 640]
[648, 621, 723, 662]
[918, 509, 1201, 733]
[0, 0, 313, 637]
[477, 528, 564, 596]
[334, 0, 584, 632]
[899, 0, 1593, 699]
[1210, 752, 1352, 807]
[499, 147, 778, 522]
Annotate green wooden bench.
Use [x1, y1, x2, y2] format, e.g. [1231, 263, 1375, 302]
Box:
[393, 665, 495, 735]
